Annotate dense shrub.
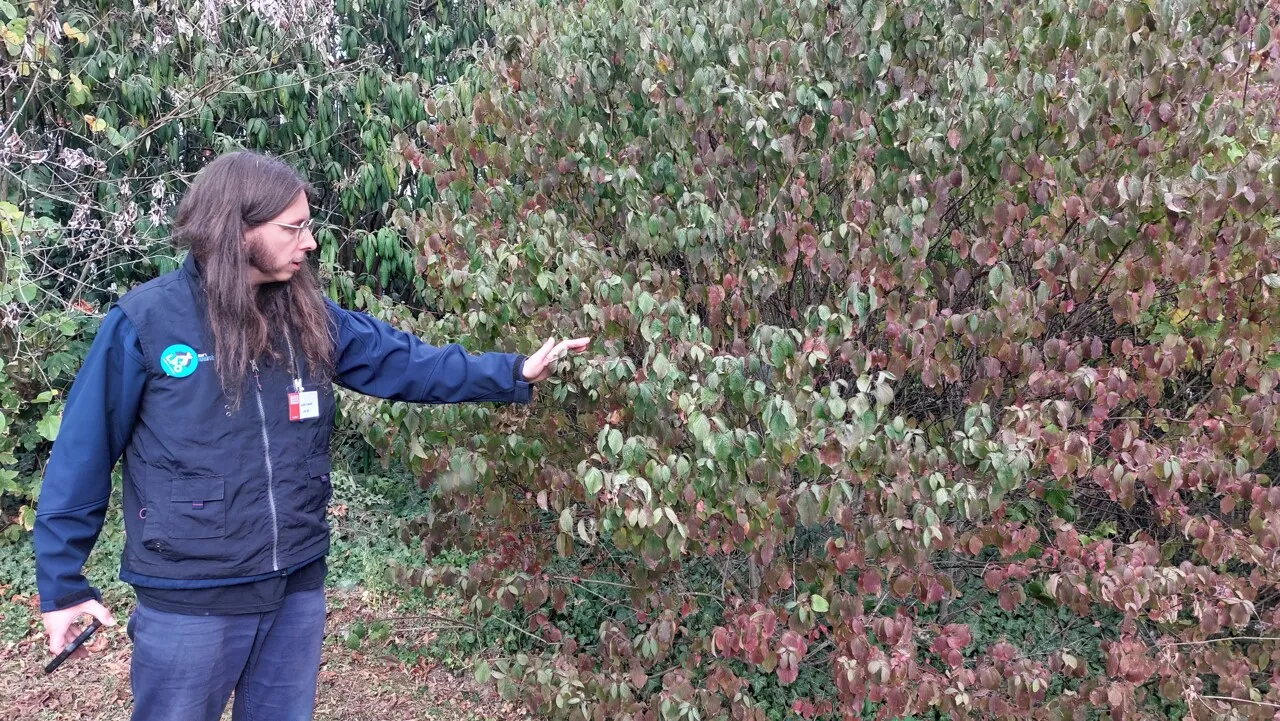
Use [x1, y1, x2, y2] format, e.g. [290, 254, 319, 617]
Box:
[350, 0, 1280, 719]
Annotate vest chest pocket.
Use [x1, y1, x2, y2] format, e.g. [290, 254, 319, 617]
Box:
[168, 477, 226, 539]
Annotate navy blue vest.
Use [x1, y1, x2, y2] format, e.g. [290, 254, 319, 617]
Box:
[115, 254, 337, 581]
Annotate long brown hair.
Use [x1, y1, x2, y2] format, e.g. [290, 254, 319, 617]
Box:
[171, 151, 334, 404]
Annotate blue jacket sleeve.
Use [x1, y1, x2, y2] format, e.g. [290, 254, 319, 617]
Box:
[34, 307, 147, 612]
[327, 299, 533, 404]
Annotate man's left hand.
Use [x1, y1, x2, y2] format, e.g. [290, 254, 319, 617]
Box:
[522, 337, 591, 383]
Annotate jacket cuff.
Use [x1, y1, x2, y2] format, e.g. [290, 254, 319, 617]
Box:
[42, 585, 102, 613]
[512, 356, 533, 404]
[512, 379, 533, 404]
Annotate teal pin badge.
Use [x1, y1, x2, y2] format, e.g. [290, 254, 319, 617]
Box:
[160, 344, 199, 378]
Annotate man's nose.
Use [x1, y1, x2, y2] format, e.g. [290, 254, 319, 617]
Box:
[299, 228, 317, 253]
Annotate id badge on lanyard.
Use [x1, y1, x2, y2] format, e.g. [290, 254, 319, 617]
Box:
[288, 379, 319, 422]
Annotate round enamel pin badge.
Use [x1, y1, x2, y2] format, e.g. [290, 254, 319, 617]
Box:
[160, 344, 199, 378]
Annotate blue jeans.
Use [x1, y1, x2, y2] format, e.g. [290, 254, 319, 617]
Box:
[126, 589, 326, 721]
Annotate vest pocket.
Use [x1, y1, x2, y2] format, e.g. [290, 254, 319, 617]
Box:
[168, 476, 226, 539]
[305, 454, 333, 514]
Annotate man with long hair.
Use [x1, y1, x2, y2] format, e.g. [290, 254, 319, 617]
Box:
[33, 151, 589, 720]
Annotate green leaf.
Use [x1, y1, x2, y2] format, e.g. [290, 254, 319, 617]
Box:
[475, 659, 492, 684]
[688, 412, 711, 443]
[713, 433, 732, 462]
[583, 468, 604, 496]
[608, 428, 624, 455]
[811, 594, 829, 613]
[861, 410, 877, 433]
[559, 508, 574, 534]
[874, 381, 894, 407]
[1045, 487, 1069, 512]
[770, 410, 791, 439]
[0, 1, 17, 21]
[37, 410, 61, 441]
[637, 292, 657, 315]
[796, 489, 819, 527]
[828, 395, 846, 419]
[1026, 580, 1057, 607]
[409, 437, 429, 459]
[666, 528, 683, 558]
[653, 353, 671, 379]
[346, 620, 367, 645]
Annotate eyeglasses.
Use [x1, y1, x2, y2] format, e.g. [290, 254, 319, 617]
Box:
[264, 218, 315, 236]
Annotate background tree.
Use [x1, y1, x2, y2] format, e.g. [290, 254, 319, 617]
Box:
[1, 0, 487, 523]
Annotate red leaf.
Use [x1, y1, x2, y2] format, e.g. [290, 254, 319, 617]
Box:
[708, 284, 726, 311]
[777, 653, 799, 684]
[1221, 495, 1236, 514]
[780, 630, 807, 655]
[1048, 449, 1069, 479]
[1064, 196, 1083, 219]
[926, 581, 946, 604]
[799, 233, 818, 263]
[819, 440, 843, 467]
[998, 584, 1023, 612]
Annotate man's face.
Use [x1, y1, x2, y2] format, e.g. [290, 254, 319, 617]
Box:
[245, 191, 316, 286]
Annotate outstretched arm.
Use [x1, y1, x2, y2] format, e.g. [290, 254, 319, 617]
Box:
[328, 300, 588, 403]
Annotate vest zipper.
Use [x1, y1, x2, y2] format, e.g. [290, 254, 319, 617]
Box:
[250, 360, 280, 572]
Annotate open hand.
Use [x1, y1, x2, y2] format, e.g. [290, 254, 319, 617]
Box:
[522, 337, 591, 383]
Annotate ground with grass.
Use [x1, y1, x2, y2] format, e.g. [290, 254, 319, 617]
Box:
[0, 466, 528, 721]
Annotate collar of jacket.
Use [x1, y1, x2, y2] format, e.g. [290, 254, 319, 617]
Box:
[181, 251, 204, 284]
[178, 252, 213, 323]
